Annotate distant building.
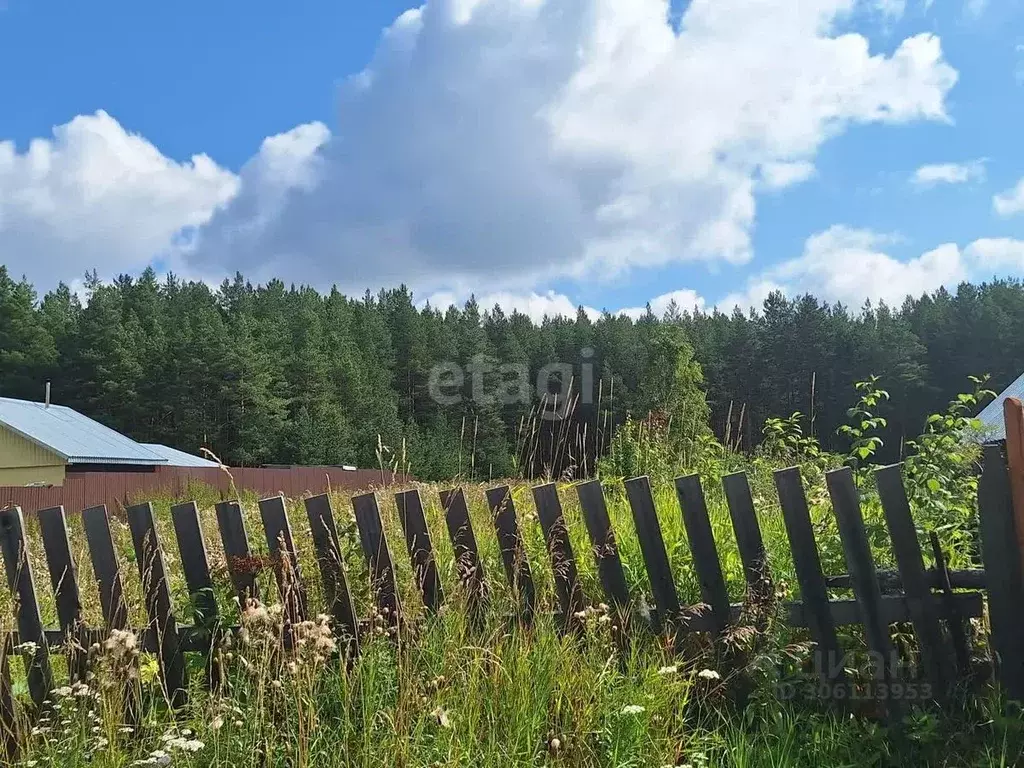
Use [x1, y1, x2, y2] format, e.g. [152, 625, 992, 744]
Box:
[976, 371, 1024, 442]
[0, 396, 214, 487]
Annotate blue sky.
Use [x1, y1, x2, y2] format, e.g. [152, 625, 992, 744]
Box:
[1, 0, 1023, 320]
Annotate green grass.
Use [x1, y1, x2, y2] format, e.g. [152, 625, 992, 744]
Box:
[1, 463, 1019, 767]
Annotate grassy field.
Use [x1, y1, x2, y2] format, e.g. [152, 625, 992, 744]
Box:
[2, 459, 1022, 767]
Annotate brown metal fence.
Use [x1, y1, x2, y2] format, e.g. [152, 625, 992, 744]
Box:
[0, 466, 403, 517]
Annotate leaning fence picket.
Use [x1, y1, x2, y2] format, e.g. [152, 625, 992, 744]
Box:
[676, 475, 731, 635]
[216, 501, 260, 605]
[395, 489, 444, 614]
[722, 472, 772, 601]
[170, 501, 221, 689]
[576, 479, 632, 634]
[37, 506, 87, 683]
[259, 495, 310, 626]
[875, 465, 949, 700]
[0, 505, 52, 709]
[774, 467, 846, 691]
[929, 532, 971, 678]
[827, 468, 901, 718]
[978, 444, 1024, 700]
[352, 492, 402, 627]
[126, 503, 187, 708]
[441, 488, 488, 622]
[485, 485, 536, 623]
[304, 494, 360, 659]
[81, 505, 129, 630]
[532, 483, 587, 635]
[624, 476, 681, 637]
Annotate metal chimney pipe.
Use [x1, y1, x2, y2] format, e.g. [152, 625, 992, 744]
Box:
[45, 381, 51, 408]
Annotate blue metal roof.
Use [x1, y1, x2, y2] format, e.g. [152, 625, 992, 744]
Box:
[0, 397, 167, 466]
[141, 444, 219, 468]
[976, 370, 1024, 442]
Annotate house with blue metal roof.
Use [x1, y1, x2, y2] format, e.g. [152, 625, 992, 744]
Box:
[976, 371, 1024, 442]
[0, 396, 214, 486]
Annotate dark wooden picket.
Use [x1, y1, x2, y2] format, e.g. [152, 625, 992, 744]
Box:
[126, 503, 187, 708]
[352, 492, 401, 626]
[440, 488, 487, 620]
[722, 472, 772, 599]
[304, 494, 360, 659]
[0, 505, 52, 708]
[623, 476, 681, 636]
[675, 475, 731, 635]
[774, 467, 847, 691]
[485, 485, 536, 622]
[170, 501, 221, 690]
[216, 501, 260, 605]
[532, 483, 586, 634]
[36, 506, 87, 682]
[576, 480, 632, 630]
[875, 465, 949, 700]
[395, 489, 444, 613]
[259, 495, 310, 625]
[81, 505, 129, 630]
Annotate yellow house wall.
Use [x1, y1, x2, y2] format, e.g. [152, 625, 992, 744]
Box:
[0, 426, 66, 486]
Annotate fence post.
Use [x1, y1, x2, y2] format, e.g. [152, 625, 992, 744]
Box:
[304, 494, 360, 661]
[485, 486, 536, 624]
[395, 490, 444, 614]
[0, 506, 52, 710]
[126, 503, 187, 708]
[722, 472, 772, 601]
[978, 444, 1024, 700]
[37, 506, 88, 683]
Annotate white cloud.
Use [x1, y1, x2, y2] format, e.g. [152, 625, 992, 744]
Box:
[965, 237, 1024, 271]
[995, 178, 1024, 217]
[724, 225, 968, 308]
[761, 161, 817, 189]
[618, 288, 707, 320]
[424, 289, 598, 323]
[0, 111, 239, 287]
[179, 0, 957, 296]
[965, 0, 987, 17]
[911, 159, 986, 187]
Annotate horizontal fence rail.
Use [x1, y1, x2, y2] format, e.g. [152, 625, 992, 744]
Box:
[2, 453, 1019, 758]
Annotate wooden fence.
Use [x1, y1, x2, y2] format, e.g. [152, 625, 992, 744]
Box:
[1, 448, 1022, 756]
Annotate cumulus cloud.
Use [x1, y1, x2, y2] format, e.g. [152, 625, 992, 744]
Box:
[965, 237, 1024, 271]
[722, 225, 968, 309]
[995, 178, 1024, 217]
[911, 159, 985, 187]
[181, 0, 957, 296]
[0, 111, 238, 287]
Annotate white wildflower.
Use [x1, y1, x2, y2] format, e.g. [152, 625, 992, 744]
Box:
[620, 704, 646, 715]
[657, 665, 678, 675]
[697, 669, 721, 681]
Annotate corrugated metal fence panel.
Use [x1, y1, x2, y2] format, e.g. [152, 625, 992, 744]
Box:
[0, 467, 403, 516]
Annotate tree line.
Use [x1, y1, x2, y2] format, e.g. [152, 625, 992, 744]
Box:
[0, 265, 1019, 480]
